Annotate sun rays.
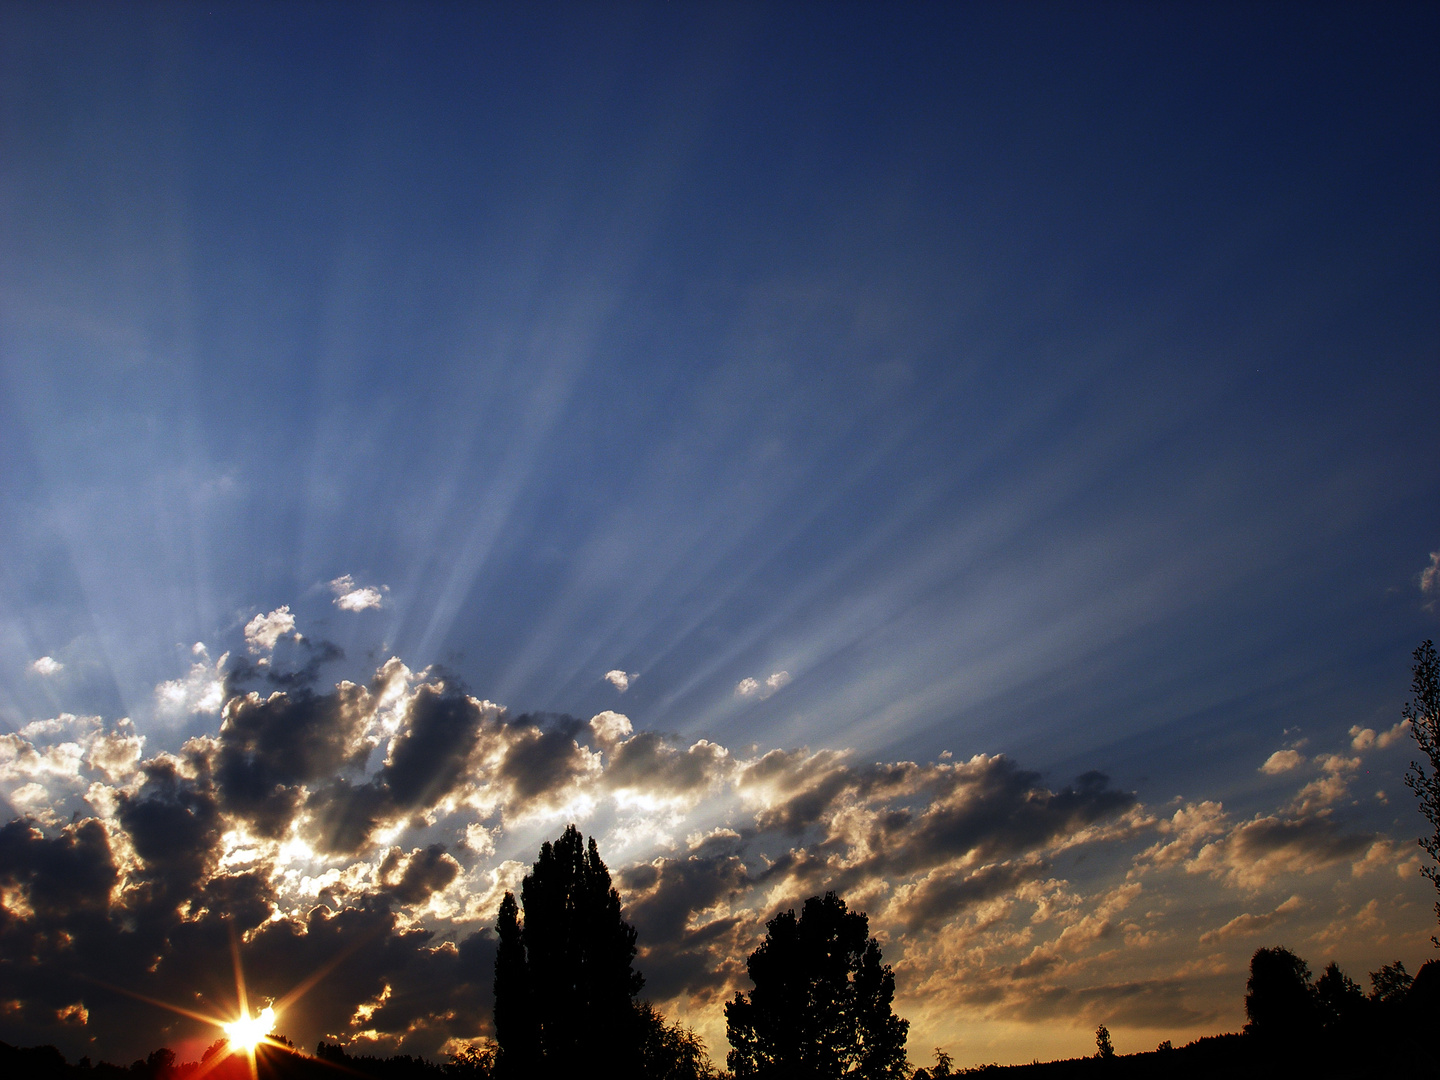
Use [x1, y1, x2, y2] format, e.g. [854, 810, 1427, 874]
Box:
[100, 926, 354, 1080]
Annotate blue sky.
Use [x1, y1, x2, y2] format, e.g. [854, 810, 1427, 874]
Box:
[1, 1, 1438, 1068]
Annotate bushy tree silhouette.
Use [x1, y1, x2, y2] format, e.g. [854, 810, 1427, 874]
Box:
[1244, 946, 1320, 1041]
[491, 825, 644, 1078]
[1367, 959, 1412, 1008]
[1314, 961, 1366, 1033]
[725, 891, 908, 1080]
[1401, 639, 1440, 944]
[636, 1001, 722, 1080]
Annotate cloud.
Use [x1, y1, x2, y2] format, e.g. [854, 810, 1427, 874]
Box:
[1291, 753, 1360, 813]
[4, 634, 1429, 1066]
[604, 670, 635, 693]
[154, 649, 228, 717]
[892, 859, 1043, 931]
[331, 575, 388, 612]
[30, 656, 63, 677]
[1197, 895, 1303, 943]
[1187, 812, 1374, 888]
[1421, 550, 1439, 606]
[606, 734, 732, 808]
[0, 716, 145, 803]
[589, 710, 633, 747]
[1259, 749, 1301, 775]
[1349, 721, 1410, 752]
[245, 606, 299, 653]
[734, 671, 791, 699]
[1133, 800, 1228, 871]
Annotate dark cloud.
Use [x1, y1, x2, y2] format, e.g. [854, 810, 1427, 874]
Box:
[889, 762, 1135, 875]
[119, 768, 222, 902]
[605, 733, 728, 798]
[1227, 814, 1372, 863]
[894, 859, 1042, 931]
[497, 714, 596, 805]
[225, 638, 345, 690]
[623, 854, 750, 946]
[0, 818, 116, 920]
[212, 684, 373, 838]
[310, 684, 499, 854]
[379, 845, 462, 907]
[0, 663, 1181, 1066]
[0, 666, 516, 1063]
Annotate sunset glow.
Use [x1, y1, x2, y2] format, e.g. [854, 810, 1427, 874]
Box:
[1, 1, 1437, 1071]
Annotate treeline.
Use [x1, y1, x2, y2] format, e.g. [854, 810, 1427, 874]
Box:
[4, 826, 1435, 1079]
[911, 945, 1438, 1079]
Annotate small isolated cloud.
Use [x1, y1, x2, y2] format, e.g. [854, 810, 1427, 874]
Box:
[244, 606, 298, 653]
[1260, 749, 1302, 775]
[30, 656, 63, 676]
[604, 670, 636, 693]
[330, 574, 388, 612]
[735, 670, 791, 700]
[1420, 550, 1439, 607]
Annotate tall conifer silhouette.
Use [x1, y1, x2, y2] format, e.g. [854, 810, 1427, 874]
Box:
[492, 825, 643, 1077]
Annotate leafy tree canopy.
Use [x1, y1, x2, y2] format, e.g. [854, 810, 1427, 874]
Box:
[725, 891, 908, 1080]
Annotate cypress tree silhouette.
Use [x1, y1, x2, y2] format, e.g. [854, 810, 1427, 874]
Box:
[492, 891, 537, 1078]
[725, 891, 908, 1080]
[492, 825, 643, 1078]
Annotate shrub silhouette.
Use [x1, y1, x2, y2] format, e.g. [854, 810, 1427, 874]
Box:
[725, 891, 908, 1080]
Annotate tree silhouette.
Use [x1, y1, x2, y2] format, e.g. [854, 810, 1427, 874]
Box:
[1401, 639, 1440, 943]
[1314, 961, 1366, 1033]
[492, 892, 537, 1078]
[1244, 946, 1320, 1041]
[491, 825, 644, 1078]
[725, 891, 908, 1080]
[1367, 959, 1412, 1008]
[1093, 1024, 1114, 1060]
[636, 1000, 722, 1080]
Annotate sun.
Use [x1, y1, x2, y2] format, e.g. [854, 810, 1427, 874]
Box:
[223, 1005, 276, 1052]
